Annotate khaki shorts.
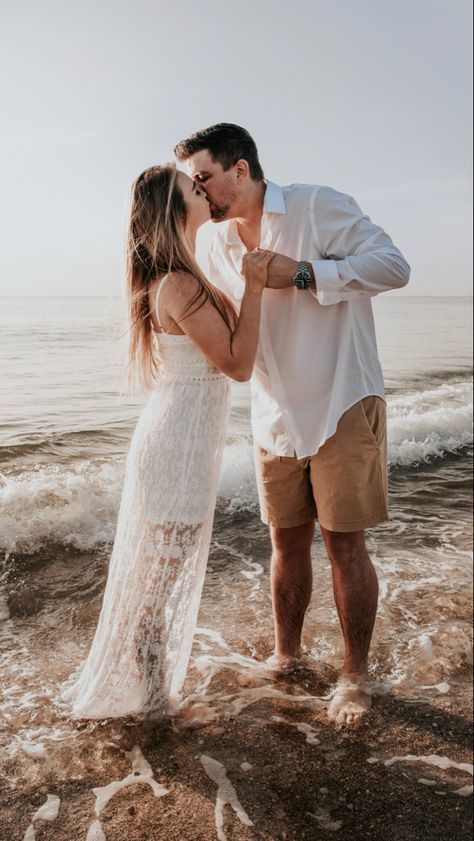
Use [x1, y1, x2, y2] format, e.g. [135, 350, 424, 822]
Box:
[254, 396, 389, 533]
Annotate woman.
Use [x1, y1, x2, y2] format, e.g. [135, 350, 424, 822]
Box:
[62, 163, 272, 720]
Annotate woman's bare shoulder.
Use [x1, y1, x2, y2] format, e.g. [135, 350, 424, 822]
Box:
[161, 270, 203, 302]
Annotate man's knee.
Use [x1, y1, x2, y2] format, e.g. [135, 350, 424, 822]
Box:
[320, 528, 367, 566]
[270, 521, 315, 558]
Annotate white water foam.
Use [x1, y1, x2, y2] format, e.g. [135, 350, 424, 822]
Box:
[91, 745, 168, 814]
[219, 437, 257, 512]
[85, 744, 168, 840]
[227, 685, 325, 718]
[85, 820, 106, 841]
[271, 716, 321, 745]
[1, 381, 471, 555]
[0, 590, 10, 620]
[368, 752, 473, 797]
[22, 794, 61, 841]
[388, 382, 473, 466]
[381, 753, 473, 775]
[454, 785, 474, 797]
[0, 461, 122, 555]
[200, 754, 254, 841]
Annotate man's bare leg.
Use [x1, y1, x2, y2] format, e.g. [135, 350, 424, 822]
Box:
[267, 521, 314, 668]
[320, 527, 379, 725]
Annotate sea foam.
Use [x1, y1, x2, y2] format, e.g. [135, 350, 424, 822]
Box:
[0, 462, 122, 555]
[0, 381, 471, 556]
[388, 381, 472, 466]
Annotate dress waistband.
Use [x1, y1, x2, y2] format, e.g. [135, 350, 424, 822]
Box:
[159, 370, 227, 383]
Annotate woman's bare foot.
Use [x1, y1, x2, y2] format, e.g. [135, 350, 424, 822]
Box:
[172, 701, 217, 730]
[327, 676, 373, 725]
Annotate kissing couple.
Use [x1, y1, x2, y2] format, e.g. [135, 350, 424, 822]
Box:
[62, 123, 410, 727]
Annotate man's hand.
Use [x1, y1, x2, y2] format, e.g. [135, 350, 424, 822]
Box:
[242, 250, 275, 291]
[264, 251, 298, 288]
[245, 249, 316, 290]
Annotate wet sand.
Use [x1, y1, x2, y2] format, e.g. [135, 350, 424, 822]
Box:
[1, 663, 472, 841]
[1, 470, 472, 840]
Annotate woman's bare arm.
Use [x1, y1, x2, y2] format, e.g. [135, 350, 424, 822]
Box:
[162, 251, 273, 382]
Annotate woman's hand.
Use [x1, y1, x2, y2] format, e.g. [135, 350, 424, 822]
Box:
[244, 249, 316, 290]
[242, 249, 275, 291]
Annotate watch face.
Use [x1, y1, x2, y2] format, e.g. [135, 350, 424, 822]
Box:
[295, 264, 312, 288]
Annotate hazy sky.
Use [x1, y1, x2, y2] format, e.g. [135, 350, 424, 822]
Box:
[0, 0, 472, 296]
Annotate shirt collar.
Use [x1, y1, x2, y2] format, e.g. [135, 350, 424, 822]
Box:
[224, 180, 286, 244]
[263, 180, 286, 214]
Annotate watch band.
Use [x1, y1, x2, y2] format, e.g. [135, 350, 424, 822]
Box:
[292, 261, 313, 290]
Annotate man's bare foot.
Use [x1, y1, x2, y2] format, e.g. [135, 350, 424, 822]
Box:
[236, 653, 307, 686]
[327, 677, 372, 725]
[263, 652, 312, 678]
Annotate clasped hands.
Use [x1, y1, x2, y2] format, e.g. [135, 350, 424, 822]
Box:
[241, 249, 308, 290]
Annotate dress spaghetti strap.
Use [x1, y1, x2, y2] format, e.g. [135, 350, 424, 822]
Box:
[154, 276, 170, 334]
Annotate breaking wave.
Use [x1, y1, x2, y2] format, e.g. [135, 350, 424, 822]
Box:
[1, 380, 471, 556]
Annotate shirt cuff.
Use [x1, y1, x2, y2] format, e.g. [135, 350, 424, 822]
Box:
[310, 259, 341, 306]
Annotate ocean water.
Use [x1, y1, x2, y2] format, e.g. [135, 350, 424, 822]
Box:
[0, 295, 472, 761]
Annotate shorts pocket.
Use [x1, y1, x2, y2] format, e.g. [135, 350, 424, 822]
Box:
[360, 397, 384, 449]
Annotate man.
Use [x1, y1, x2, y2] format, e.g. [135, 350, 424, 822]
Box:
[174, 124, 410, 725]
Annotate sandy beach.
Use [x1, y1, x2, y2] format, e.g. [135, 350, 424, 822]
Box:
[0, 518, 472, 841]
[1, 665, 472, 841]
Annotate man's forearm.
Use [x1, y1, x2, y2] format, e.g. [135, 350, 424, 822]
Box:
[265, 254, 317, 291]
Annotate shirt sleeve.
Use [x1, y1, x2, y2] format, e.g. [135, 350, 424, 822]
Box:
[309, 186, 410, 306]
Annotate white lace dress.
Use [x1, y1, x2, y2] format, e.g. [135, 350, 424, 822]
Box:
[62, 289, 231, 719]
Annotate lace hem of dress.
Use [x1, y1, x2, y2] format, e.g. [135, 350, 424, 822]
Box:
[63, 519, 209, 719]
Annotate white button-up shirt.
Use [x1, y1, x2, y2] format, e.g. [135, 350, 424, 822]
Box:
[208, 181, 410, 458]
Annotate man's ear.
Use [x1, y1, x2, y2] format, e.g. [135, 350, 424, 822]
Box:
[234, 159, 250, 181]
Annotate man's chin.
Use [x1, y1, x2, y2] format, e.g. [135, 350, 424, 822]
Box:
[210, 206, 230, 223]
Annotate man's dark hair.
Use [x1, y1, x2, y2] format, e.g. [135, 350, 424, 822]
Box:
[174, 123, 264, 182]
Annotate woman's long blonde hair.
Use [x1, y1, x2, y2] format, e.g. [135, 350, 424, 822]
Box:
[126, 162, 236, 389]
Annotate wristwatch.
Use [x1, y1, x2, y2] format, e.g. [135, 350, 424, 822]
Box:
[292, 261, 313, 290]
